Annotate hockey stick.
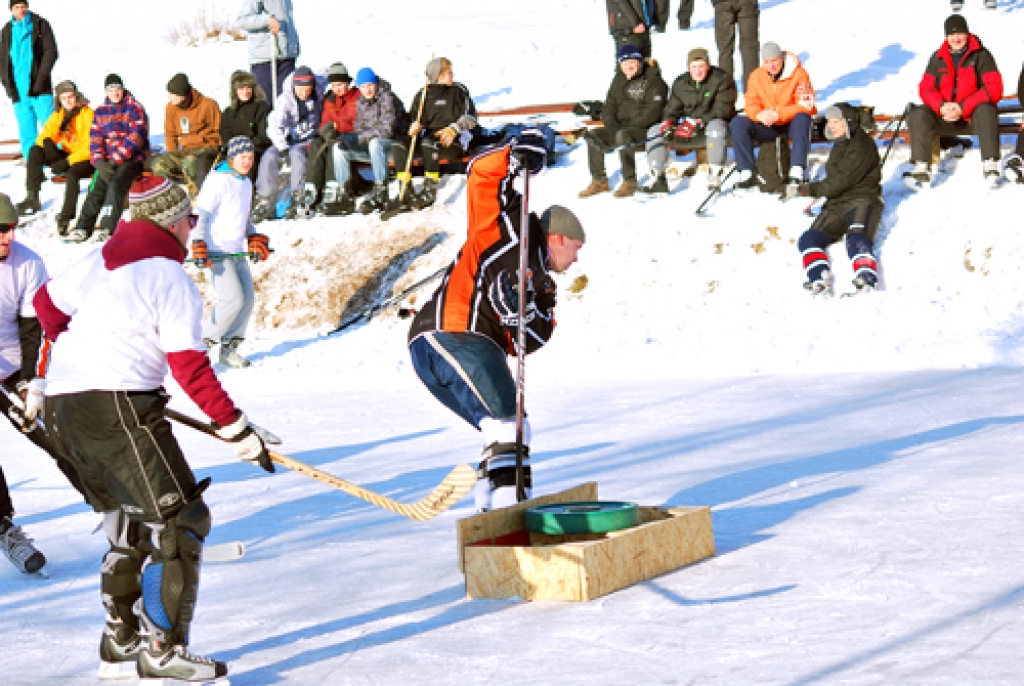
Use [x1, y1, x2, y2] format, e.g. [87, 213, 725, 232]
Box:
[513, 160, 530, 502]
[165, 408, 475, 521]
[327, 264, 448, 335]
[880, 103, 911, 168]
[0, 383, 43, 433]
[186, 249, 276, 266]
[695, 165, 736, 216]
[381, 56, 433, 222]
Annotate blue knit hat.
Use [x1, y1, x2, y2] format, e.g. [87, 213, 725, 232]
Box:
[355, 67, 378, 87]
[617, 44, 643, 63]
[226, 135, 254, 159]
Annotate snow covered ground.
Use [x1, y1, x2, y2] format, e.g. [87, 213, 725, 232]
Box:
[2, 0, 1024, 683]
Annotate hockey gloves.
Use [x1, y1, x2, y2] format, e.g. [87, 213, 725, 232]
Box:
[247, 233, 270, 263]
[510, 127, 547, 175]
[675, 118, 703, 139]
[488, 269, 537, 329]
[8, 378, 45, 432]
[216, 412, 281, 473]
[190, 240, 211, 268]
[659, 118, 676, 138]
[436, 126, 459, 148]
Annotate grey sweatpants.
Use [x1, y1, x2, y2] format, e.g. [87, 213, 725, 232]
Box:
[202, 257, 254, 343]
[256, 142, 310, 198]
[645, 119, 730, 172]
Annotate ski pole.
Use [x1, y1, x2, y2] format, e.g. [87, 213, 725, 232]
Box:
[695, 165, 736, 216]
[880, 103, 911, 168]
[513, 158, 531, 502]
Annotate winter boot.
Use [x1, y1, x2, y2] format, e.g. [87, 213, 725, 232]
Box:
[902, 161, 931, 190]
[410, 177, 438, 211]
[951, 0, 964, 9]
[578, 178, 610, 198]
[359, 182, 389, 215]
[220, 338, 250, 369]
[984, 0, 996, 8]
[0, 516, 46, 575]
[16, 191, 41, 217]
[98, 618, 143, 680]
[732, 169, 761, 191]
[851, 274, 877, 294]
[982, 159, 1001, 188]
[1003, 154, 1024, 184]
[787, 165, 805, 186]
[92, 227, 112, 242]
[612, 180, 638, 198]
[284, 190, 306, 220]
[251, 196, 275, 223]
[638, 172, 669, 197]
[55, 216, 70, 236]
[320, 182, 356, 216]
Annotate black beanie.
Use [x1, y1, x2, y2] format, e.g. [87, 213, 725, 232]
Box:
[104, 73, 124, 89]
[167, 73, 191, 97]
[944, 14, 969, 36]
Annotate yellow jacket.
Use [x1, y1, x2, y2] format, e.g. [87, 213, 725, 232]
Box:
[36, 106, 95, 166]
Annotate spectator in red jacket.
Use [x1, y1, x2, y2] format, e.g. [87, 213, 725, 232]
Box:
[302, 62, 363, 208]
[903, 14, 1003, 190]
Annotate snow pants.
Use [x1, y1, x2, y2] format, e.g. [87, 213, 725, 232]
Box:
[646, 119, 730, 172]
[335, 135, 392, 184]
[149, 147, 218, 197]
[251, 58, 295, 107]
[257, 141, 309, 198]
[906, 102, 1000, 164]
[0, 374, 86, 519]
[76, 159, 144, 237]
[731, 113, 812, 172]
[26, 139, 94, 221]
[46, 389, 208, 646]
[12, 93, 52, 160]
[585, 126, 649, 182]
[202, 257, 254, 344]
[714, 0, 760, 91]
[391, 135, 465, 178]
[798, 196, 883, 285]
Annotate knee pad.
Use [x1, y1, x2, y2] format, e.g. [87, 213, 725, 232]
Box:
[140, 498, 210, 645]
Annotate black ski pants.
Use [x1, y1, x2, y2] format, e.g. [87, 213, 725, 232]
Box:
[391, 135, 466, 176]
[75, 159, 144, 237]
[0, 374, 86, 519]
[907, 103, 1000, 164]
[799, 196, 883, 284]
[585, 126, 649, 182]
[26, 139, 94, 221]
[714, 0, 760, 92]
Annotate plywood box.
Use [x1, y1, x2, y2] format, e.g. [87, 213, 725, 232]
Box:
[458, 484, 715, 601]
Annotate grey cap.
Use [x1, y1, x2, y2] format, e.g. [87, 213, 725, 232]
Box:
[426, 57, 451, 84]
[540, 205, 585, 244]
[824, 106, 844, 121]
[327, 62, 351, 83]
[761, 42, 783, 61]
[0, 193, 17, 225]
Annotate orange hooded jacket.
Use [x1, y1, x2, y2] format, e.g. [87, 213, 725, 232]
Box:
[744, 51, 817, 125]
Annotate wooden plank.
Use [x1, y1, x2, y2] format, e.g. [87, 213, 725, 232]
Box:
[581, 506, 715, 600]
[479, 103, 576, 117]
[456, 482, 598, 572]
[465, 542, 587, 601]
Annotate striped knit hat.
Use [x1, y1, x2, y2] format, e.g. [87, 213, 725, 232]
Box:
[226, 135, 254, 159]
[128, 176, 191, 229]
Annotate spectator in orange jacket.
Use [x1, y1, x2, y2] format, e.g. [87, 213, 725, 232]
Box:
[15, 80, 93, 229]
[729, 41, 816, 190]
[902, 14, 1003, 190]
[149, 73, 222, 197]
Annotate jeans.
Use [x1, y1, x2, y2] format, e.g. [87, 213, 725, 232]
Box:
[730, 113, 812, 171]
[257, 141, 309, 198]
[334, 135, 392, 184]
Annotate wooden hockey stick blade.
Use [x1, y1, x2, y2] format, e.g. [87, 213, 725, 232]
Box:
[165, 408, 476, 521]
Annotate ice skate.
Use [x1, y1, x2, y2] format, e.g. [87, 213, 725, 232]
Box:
[1, 516, 46, 575]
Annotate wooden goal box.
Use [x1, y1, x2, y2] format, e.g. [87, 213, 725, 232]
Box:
[456, 483, 715, 601]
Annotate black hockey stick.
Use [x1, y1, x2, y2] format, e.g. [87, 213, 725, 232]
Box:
[514, 160, 531, 502]
[326, 264, 448, 336]
[695, 165, 736, 216]
[165, 408, 476, 521]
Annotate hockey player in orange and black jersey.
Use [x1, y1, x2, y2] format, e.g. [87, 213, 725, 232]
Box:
[407, 135, 585, 511]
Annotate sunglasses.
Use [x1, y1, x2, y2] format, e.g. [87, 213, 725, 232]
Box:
[0, 224, 16, 234]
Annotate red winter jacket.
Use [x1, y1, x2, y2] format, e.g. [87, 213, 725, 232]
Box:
[919, 35, 1003, 121]
[320, 88, 360, 134]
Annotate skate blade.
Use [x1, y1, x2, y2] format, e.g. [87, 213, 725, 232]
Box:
[139, 678, 229, 685]
[98, 660, 137, 680]
[31, 567, 50, 580]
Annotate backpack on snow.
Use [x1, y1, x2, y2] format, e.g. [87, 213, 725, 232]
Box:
[756, 137, 791, 194]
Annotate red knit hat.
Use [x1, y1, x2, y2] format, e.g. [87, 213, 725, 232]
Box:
[128, 176, 191, 229]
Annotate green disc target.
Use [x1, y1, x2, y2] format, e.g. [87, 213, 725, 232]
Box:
[525, 501, 640, 535]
